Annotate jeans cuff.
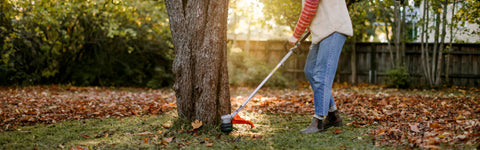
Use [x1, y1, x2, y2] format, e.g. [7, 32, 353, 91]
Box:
[328, 105, 337, 112]
[314, 114, 324, 120]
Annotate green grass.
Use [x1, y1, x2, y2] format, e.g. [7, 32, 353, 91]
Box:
[0, 111, 382, 149]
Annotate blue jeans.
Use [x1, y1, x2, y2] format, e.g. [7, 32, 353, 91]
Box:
[304, 32, 346, 116]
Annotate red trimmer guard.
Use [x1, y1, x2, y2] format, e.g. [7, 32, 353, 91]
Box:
[232, 114, 255, 128]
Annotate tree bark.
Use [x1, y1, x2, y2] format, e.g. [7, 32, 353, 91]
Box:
[421, 0, 429, 85]
[432, 2, 440, 86]
[435, 0, 448, 86]
[421, 0, 435, 86]
[165, 0, 231, 125]
[394, 0, 401, 69]
[351, 38, 357, 85]
[401, 3, 406, 67]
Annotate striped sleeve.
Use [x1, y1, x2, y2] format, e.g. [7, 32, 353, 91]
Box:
[293, 0, 319, 39]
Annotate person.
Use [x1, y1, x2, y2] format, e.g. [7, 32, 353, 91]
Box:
[288, 0, 353, 134]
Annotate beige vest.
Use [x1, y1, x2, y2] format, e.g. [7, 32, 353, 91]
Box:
[303, 0, 353, 44]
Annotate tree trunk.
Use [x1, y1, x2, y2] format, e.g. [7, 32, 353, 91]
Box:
[446, 0, 457, 84]
[232, 11, 238, 48]
[165, 0, 231, 125]
[432, 3, 440, 86]
[401, 3, 406, 67]
[435, 0, 448, 86]
[245, 20, 251, 53]
[394, 0, 401, 69]
[425, 0, 432, 85]
[0, 0, 13, 37]
[421, 0, 430, 85]
[351, 38, 357, 85]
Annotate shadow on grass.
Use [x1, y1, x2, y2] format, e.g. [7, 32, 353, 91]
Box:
[0, 111, 381, 149]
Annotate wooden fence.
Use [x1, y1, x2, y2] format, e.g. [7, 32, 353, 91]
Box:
[230, 40, 480, 87]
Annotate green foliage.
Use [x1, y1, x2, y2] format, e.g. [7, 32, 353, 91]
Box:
[259, 0, 301, 30]
[457, 0, 480, 29]
[348, 0, 375, 41]
[228, 50, 292, 88]
[0, 0, 173, 87]
[386, 67, 411, 89]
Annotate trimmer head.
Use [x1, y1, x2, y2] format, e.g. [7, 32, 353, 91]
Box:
[220, 114, 255, 134]
[220, 115, 233, 133]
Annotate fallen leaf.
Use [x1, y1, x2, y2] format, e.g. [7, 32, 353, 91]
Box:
[409, 123, 420, 132]
[423, 145, 441, 150]
[95, 133, 105, 138]
[162, 137, 174, 144]
[160, 144, 167, 149]
[206, 143, 213, 147]
[142, 137, 148, 143]
[80, 134, 90, 138]
[76, 145, 83, 150]
[162, 124, 171, 129]
[135, 132, 152, 135]
[455, 135, 468, 141]
[191, 120, 202, 129]
[333, 129, 342, 134]
[178, 142, 186, 147]
[377, 99, 388, 105]
[429, 123, 442, 129]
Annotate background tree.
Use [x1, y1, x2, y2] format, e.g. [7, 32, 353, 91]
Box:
[165, 0, 231, 125]
[229, 0, 265, 52]
[419, 0, 454, 87]
[348, 0, 374, 84]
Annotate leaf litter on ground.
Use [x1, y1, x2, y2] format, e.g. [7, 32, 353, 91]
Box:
[230, 83, 479, 148]
[1, 83, 479, 148]
[0, 85, 176, 131]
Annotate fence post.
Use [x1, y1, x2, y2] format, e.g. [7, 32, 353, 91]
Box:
[369, 43, 378, 84]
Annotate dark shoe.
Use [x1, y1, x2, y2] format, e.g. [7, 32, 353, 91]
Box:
[300, 117, 325, 134]
[324, 110, 343, 129]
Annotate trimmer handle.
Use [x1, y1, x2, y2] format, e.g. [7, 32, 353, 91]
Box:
[291, 31, 311, 54]
[221, 31, 311, 134]
[297, 30, 311, 45]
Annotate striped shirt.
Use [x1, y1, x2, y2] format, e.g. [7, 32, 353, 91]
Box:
[293, 0, 319, 39]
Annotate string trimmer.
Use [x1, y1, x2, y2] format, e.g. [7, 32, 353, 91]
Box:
[221, 31, 311, 134]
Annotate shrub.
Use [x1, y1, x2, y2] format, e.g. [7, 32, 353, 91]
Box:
[0, 0, 173, 88]
[386, 67, 411, 89]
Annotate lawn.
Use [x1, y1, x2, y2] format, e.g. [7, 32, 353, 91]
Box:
[0, 84, 478, 149]
[0, 111, 377, 149]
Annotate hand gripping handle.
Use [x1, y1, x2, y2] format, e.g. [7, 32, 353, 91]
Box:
[291, 31, 311, 54]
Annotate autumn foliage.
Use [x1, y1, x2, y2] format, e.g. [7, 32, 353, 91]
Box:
[1, 84, 479, 148]
[231, 84, 479, 147]
[0, 86, 176, 131]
